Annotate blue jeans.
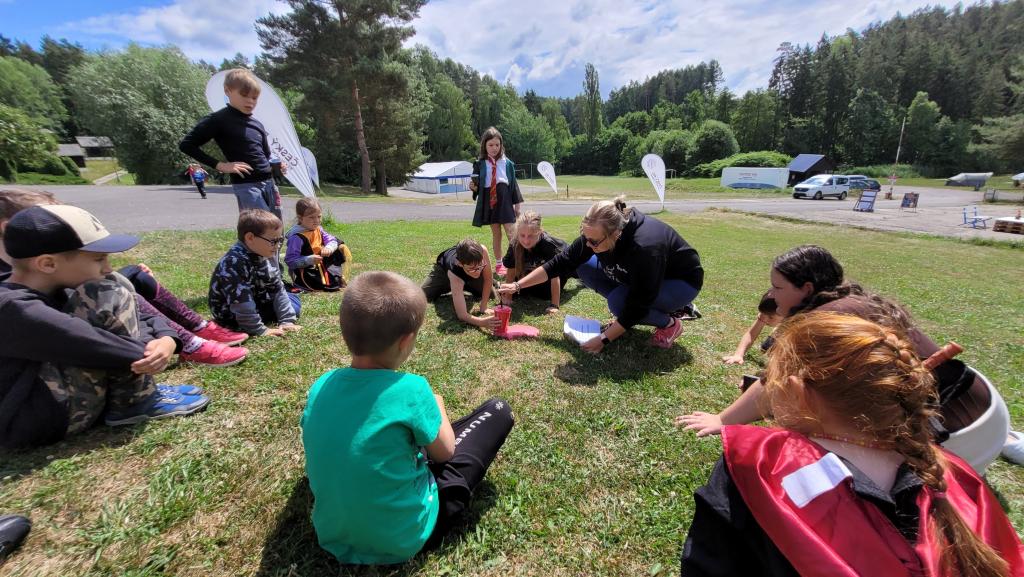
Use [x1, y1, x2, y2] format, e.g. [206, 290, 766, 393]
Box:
[576, 255, 700, 328]
[231, 180, 282, 220]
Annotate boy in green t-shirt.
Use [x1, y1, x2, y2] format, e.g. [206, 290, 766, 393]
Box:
[302, 271, 514, 564]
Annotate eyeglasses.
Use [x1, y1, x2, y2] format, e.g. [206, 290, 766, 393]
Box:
[257, 234, 285, 246]
[461, 263, 486, 273]
[581, 232, 608, 248]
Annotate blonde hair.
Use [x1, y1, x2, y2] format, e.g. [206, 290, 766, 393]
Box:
[582, 195, 632, 237]
[224, 68, 261, 96]
[340, 271, 426, 356]
[764, 312, 1010, 577]
[511, 211, 543, 282]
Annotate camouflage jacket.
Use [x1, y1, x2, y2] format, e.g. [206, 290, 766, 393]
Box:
[208, 242, 296, 335]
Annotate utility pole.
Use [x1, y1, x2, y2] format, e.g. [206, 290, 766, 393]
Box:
[888, 115, 907, 200]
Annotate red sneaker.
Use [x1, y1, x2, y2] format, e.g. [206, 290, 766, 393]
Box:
[650, 318, 685, 349]
[194, 322, 248, 346]
[180, 341, 248, 366]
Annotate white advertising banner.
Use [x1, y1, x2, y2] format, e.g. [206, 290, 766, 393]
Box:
[641, 153, 666, 209]
[301, 146, 319, 188]
[537, 161, 557, 193]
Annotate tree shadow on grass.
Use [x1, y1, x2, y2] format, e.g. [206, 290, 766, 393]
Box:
[255, 476, 499, 577]
[541, 331, 694, 386]
[0, 426, 140, 481]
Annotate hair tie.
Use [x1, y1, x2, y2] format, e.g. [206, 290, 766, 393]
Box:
[932, 490, 947, 500]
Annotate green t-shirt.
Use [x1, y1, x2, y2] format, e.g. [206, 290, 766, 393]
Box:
[301, 367, 442, 564]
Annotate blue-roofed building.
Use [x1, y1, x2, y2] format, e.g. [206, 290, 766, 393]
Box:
[787, 154, 836, 185]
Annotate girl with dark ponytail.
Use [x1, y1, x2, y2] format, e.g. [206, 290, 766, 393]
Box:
[681, 313, 1023, 577]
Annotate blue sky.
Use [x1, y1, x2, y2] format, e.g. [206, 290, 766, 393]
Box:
[1, 0, 968, 97]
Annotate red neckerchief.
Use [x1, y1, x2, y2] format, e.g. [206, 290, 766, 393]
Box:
[488, 157, 498, 209]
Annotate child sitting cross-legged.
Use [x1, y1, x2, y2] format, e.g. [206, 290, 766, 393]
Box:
[0, 205, 209, 449]
[208, 209, 302, 338]
[284, 197, 351, 292]
[302, 271, 514, 564]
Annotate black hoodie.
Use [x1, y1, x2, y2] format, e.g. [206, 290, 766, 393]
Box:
[543, 209, 703, 328]
[0, 281, 179, 449]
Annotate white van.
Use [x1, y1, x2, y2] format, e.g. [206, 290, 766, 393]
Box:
[720, 167, 789, 189]
[792, 174, 851, 200]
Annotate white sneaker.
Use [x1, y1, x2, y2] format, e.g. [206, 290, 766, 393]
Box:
[1001, 431, 1024, 466]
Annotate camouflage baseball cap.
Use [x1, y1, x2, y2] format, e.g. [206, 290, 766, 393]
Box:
[3, 205, 139, 258]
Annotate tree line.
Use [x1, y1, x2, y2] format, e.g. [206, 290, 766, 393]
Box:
[1, 0, 1021, 188]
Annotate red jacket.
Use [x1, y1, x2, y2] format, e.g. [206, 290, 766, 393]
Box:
[721, 425, 1024, 577]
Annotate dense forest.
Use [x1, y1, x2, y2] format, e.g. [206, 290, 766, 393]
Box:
[1, 0, 1021, 188]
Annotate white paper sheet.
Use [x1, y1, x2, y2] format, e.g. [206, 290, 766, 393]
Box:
[563, 315, 601, 344]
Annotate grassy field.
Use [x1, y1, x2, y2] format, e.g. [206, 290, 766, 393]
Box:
[2, 212, 1023, 577]
[518, 175, 791, 201]
[883, 174, 1022, 193]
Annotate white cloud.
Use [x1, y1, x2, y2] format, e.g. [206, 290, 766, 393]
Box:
[59, 0, 289, 64]
[408, 0, 968, 96]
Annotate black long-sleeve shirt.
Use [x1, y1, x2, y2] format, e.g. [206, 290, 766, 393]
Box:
[680, 455, 925, 576]
[0, 281, 180, 448]
[542, 209, 704, 328]
[179, 105, 273, 184]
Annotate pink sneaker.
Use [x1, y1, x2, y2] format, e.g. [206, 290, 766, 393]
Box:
[650, 318, 684, 349]
[194, 322, 248, 346]
[495, 262, 508, 277]
[180, 341, 248, 366]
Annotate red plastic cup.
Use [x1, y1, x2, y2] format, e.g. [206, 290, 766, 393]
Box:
[493, 305, 511, 335]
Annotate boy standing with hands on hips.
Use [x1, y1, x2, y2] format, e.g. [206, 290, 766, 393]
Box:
[179, 68, 286, 219]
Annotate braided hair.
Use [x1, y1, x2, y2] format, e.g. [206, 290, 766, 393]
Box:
[763, 312, 1009, 577]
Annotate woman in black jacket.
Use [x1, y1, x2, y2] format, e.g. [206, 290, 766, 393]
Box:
[499, 196, 703, 352]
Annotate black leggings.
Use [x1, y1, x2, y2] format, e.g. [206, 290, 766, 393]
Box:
[428, 397, 514, 537]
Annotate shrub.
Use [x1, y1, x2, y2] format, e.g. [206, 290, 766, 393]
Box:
[842, 164, 922, 178]
[60, 156, 81, 176]
[689, 150, 792, 178]
[688, 120, 739, 167]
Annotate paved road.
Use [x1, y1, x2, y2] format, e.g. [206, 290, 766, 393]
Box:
[15, 183, 1024, 241]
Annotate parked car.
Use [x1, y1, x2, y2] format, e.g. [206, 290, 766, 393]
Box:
[849, 177, 881, 192]
[792, 174, 851, 200]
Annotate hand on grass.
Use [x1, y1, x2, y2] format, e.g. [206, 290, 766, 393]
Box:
[132, 336, 176, 375]
[675, 412, 724, 437]
[545, 305, 560, 315]
[280, 323, 302, 333]
[581, 335, 604, 354]
[477, 314, 500, 330]
[721, 354, 744, 365]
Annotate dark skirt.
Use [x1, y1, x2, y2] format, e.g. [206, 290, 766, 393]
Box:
[472, 182, 521, 226]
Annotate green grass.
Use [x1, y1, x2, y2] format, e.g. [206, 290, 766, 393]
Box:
[893, 174, 1023, 193]
[518, 175, 791, 201]
[12, 172, 89, 185]
[2, 213, 1023, 576]
[80, 159, 125, 183]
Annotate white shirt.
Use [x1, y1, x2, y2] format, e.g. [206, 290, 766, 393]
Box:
[483, 156, 510, 187]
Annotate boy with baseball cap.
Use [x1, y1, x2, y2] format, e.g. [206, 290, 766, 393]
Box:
[0, 205, 209, 449]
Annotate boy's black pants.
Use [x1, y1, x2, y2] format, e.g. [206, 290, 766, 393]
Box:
[428, 397, 514, 537]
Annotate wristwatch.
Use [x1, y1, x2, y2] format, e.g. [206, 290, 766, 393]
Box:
[600, 332, 611, 345]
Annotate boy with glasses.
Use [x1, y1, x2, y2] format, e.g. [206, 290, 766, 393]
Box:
[420, 238, 500, 330]
[208, 209, 302, 337]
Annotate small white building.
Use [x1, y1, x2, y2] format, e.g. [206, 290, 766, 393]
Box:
[405, 161, 473, 194]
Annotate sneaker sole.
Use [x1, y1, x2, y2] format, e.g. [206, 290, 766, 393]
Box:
[105, 396, 211, 426]
[183, 354, 247, 367]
